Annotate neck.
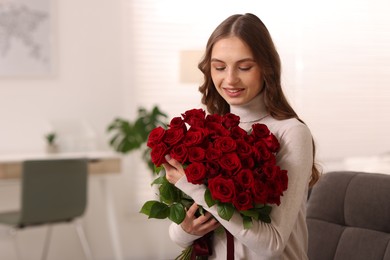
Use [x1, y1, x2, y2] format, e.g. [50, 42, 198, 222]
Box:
[230, 93, 268, 126]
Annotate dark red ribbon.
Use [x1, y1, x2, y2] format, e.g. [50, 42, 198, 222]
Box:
[191, 232, 213, 260]
[190, 229, 234, 260]
[225, 228, 235, 260]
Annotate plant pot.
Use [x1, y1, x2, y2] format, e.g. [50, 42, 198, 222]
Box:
[46, 144, 59, 154]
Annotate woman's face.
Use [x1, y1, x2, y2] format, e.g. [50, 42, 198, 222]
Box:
[210, 36, 263, 106]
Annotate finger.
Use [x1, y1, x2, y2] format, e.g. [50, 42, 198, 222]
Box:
[186, 203, 199, 216]
[207, 220, 221, 231]
[162, 162, 174, 171]
[165, 154, 183, 170]
[198, 219, 220, 235]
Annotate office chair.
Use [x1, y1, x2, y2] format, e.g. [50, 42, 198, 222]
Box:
[0, 158, 94, 260]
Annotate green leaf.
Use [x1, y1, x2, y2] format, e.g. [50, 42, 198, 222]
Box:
[258, 205, 272, 215]
[243, 215, 253, 229]
[197, 205, 205, 216]
[151, 176, 165, 186]
[169, 203, 186, 224]
[259, 214, 271, 223]
[240, 209, 260, 220]
[254, 203, 265, 209]
[154, 165, 164, 174]
[139, 200, 159, 216]
[149, 202, 170, 219]
[217, 203, 235, 221]
[204, 188, 216, 207]
[181, 198, 194, 210]
[159, 181, 179, 204]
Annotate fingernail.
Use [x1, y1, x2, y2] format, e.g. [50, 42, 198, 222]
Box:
[165, 154, 171, 161]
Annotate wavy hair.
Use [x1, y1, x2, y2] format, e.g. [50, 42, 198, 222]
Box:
[198, 13, 320, 187]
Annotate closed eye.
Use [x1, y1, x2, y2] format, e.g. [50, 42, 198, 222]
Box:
[215, 66, 226, 71]
[239, 66, 252, 71]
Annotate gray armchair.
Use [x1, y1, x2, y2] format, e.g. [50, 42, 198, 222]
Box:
[307, 171, 390, 260]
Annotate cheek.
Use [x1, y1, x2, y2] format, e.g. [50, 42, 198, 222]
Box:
[246, 74, 263, 94]
[211, 72, 221, 87]
[211, 74, 224, 96]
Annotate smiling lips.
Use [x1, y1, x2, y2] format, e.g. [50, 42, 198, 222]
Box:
[224, 88, 244, 97]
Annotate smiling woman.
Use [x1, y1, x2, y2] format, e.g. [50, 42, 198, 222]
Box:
[124, 1, 390, 259]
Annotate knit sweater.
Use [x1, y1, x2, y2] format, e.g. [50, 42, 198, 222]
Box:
[169, 93, 313, 260]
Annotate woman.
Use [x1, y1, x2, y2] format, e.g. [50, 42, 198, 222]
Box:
[163, 13, 321, 259]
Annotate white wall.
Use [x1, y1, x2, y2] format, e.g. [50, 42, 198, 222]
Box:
[0, 0, 123, 154]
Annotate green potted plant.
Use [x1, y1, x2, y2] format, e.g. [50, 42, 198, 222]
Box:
[107, 105, 168, 172]
[45, 132, 59, 153]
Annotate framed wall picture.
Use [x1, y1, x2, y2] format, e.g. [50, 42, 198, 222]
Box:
[0, 0, 52, 77]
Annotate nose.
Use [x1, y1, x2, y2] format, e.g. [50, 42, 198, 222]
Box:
[226, 68, 239, 84]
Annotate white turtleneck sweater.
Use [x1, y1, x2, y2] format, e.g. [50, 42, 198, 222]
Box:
[169, 93, 313, 260]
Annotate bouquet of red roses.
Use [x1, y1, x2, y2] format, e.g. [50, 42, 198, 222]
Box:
[140, 108, 288, 230]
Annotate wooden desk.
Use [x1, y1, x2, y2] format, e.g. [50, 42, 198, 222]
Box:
[0, 151, 124, 260]
[0, 151, 121, 180]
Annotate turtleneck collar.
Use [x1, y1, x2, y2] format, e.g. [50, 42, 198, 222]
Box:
[230, 92, 269, 129]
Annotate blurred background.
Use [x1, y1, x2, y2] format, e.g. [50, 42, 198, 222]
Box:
[0, 0, 389, 259]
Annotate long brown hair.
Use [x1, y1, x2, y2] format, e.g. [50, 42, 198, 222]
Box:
[198, 13, 320, 187]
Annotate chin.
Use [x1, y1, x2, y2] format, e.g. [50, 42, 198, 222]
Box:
[226, 99, 245, 106]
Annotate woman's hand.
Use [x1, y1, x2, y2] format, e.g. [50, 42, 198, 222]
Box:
[162, 155, 185, 184]
[181, 203, 220, 236]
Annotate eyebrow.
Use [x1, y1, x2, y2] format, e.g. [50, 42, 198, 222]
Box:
[210, 58, 256, 63]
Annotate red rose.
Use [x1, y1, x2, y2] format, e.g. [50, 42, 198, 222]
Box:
[230, 126, 247, 139]
[263, 133, 280, 153]
[233, 191, 253, 211]
[218, 152, 241, 172]
[188, 146, 206, 162]
[185, 162, 207, 184]
[150, 142, 168, 166]
[263, 165, 280, 181]
[263, 154, 277, 166]
[205, 161, 221, 178]
[169, 117, 187, 131]
[183, 127, 207, 147]
[243, 134, 254, 145]
[206, 122, 230, 138]
[241, 157, 255, 169]
[253, 140, 271, 161]
[278, 169, 288, 191]
[182, 108, 206, 127]
[205, 147, 222, 161]
[278, 169, 288, 192]
[214, 136, 237, 153]
[205, 114, 223, 124]
[163, 127, 185, 146]
[265, 166, 288, 194]
[147, 126, 166, 148]
[170, 144, 188, 164]
[236, 139, 253, 158]
[222, 113, 240, 129]
[251, 123, 270, 138]
[234, 169, 255, 189]
[208, 175, 236, 203]
[266, 182, 284, 206]
[251, 179, 268, 204]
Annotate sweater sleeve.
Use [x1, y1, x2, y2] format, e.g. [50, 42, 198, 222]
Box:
[170, 123, 313, 258]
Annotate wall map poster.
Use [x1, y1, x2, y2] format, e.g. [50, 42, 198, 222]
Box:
[0, 0, 51, 77]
